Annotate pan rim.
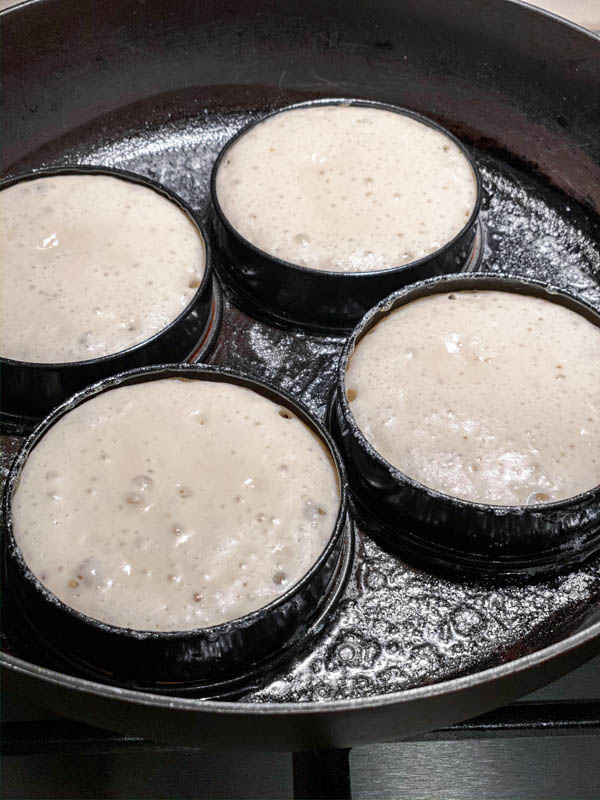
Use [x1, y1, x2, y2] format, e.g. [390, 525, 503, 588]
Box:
[2, 615, 599, 714]
[1, 0, 598, 49]
[3, 0, 599, 42]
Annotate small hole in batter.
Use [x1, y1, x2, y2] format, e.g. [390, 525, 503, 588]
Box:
[133, 475, 153, 490]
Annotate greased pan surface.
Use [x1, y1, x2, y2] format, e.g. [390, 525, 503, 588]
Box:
[1, 0, 600, 750]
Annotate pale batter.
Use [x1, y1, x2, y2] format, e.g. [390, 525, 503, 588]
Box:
[345, 290, 600, 505]
[0, 174, 205, 362]
[216, 104, 477, 272]
[12, 378, 340, 630]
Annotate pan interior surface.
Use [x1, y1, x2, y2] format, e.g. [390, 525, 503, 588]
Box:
[1, 0, 599, 746]
[2, 100, 599, 705]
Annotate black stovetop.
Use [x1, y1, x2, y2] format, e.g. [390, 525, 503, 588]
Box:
[3, 654, 600, 799]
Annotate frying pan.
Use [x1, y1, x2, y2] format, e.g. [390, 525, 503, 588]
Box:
[1, 0, 600, 752]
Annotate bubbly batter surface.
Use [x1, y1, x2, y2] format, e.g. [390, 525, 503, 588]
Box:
[0, 175, 205, 363]
[345, 290, 600, 505]
[12, 379, 339, 631]
[215, 104, 477, 272]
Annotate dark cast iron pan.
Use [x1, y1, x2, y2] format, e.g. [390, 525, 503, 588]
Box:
[1, 0, 600, 751]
